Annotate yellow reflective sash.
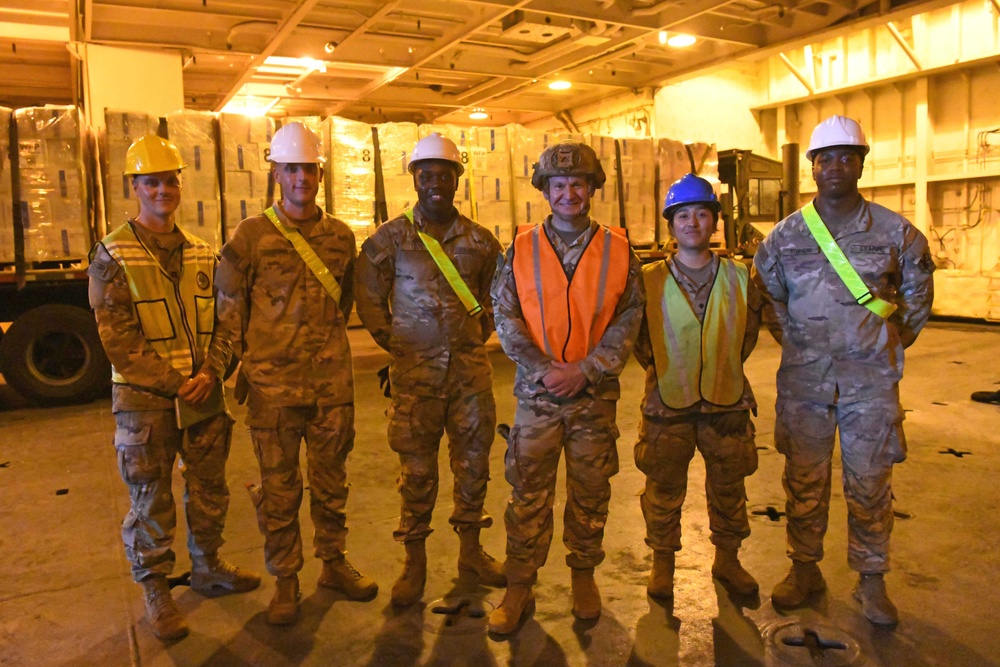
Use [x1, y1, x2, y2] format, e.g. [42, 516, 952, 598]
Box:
[263, 206, 342, 304]
[800, 201, 897, 319]
[403, 208, 482, 316]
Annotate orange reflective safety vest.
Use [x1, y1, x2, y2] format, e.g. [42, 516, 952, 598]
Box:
[512, 223, 630, 363]
[642, 257, 748, 409]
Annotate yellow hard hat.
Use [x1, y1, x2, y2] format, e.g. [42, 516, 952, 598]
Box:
[124, 134, 186, 175]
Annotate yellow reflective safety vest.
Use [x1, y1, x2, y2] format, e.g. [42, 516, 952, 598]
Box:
[642, 257, 748, 409]
[102, 222, 217, 383]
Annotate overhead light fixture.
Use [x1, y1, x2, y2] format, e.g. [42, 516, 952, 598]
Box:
[548, 80, 572, 90]
[667, 33, 696, 48]
[324, 41, 337, 54]
[658, 30, 667, 45]
[469, 108, 488, 120]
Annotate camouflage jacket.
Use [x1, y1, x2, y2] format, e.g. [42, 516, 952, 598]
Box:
[355, 205, 503, 398]
[88, 222, 231, 412]
[635, 254, 761, 418]
[752, 197, 935, 403]
[214, 205, 356, 407]
[491, 217, 645, 400]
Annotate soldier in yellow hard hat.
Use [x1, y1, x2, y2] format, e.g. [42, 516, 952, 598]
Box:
[88, 134, 260, 642]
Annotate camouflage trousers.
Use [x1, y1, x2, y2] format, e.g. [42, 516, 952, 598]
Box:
[502, 395, 620, 584]
[388, 388, 497, 543]
[635, 411, 757, 554]
[774, 390, 906, 574]
[113, 408, 234, 582]
[247, 392, 355, 577]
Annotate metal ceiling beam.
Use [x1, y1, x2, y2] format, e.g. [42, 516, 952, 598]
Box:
[325, 0, 534, 116]
[328, 1, 401, 54]
[214, 0, 322, 112]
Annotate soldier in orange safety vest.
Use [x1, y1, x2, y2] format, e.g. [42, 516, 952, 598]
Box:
[488, 141, 645, 635]
[634, 173, 763, 605]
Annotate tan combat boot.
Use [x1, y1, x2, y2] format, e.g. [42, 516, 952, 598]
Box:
[191, 555, 262, 597]
[457, 528, 507, 587]
[140, 576, 189, 641]
[711, 547, 759, 596]
[318, 556, 378, 600]
[853, 573, 898, 626]
[488, 584, 535, 635]
[391, 540, 427, 606]
[771, 561, 826, 608]
[648, 551, 675, 599]
[267, 575, 300, 626]
[571, 568, 601, 620]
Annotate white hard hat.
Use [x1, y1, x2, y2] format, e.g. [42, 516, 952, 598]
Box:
[408, 132, 464, 176]
[269, 122, 325, 164]
[806, 115, 870, 162]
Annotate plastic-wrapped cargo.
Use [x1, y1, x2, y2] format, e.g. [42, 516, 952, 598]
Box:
[281, 116, 327, 212]
[327, 116, 378, 248]
[0, 107, 13, 263]
[619, 137, 657, 247]
[14, 106, 92, 263]
[376, 121, 420, 228]
[220, 113, 275, 239]
[165, 111, 222, 251]
[103, 109, 159, 231]
[469, 126, 514, 245]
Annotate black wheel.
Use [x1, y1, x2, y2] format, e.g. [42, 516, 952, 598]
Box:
[0, 305, 111, 406]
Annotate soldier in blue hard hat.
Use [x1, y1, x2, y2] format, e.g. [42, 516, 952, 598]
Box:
[633, 172, 763, 602]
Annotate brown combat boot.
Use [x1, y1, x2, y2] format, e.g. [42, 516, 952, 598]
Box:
[711, 547, 759, 596]
[648, 551, 675, 600]
[771, 561, 826, 608]
[140, 576, 189, 641]
[853, 573, 898, 626]
[267, 575, 300, 626]
[191, 555, 261, 597]
[488, 584, 535, 635]
[457, 528, 507, 587]
[391, 540, 427, 606]
[571, 568, 601, 620]
[318, 556, 378, 600]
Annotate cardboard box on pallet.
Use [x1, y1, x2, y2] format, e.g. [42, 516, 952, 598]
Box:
[328, 117, 377, 246]
[14, 106, 91, 263]
[220, 114, 274, 237]
[166, 111, 222, 250]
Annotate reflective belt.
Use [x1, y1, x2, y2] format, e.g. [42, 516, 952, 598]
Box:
[800, 202, 897, 319]
[403, 208, 482, 316]
[263, 206, 342, 304]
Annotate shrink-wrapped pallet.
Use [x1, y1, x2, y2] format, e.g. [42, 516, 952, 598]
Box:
[0, 107, 13, 262]
[220, 113, 274, 238]
[14, 106, 92, 262]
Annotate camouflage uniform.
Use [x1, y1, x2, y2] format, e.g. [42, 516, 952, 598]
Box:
[753, 197, 934, 573]
[634, 255, 762, 555]
[492, 218, 644, 582]
[89, 221, 234, 582]
[214, 206, 357, 577]
[355, 206, 504, 542]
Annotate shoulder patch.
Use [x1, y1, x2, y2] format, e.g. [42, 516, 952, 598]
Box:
[86, 258, 120, 282]
[220, 244, 246, 269]
[362, 237, 388, 264]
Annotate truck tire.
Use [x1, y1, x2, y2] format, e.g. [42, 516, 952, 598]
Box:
[0, 305, 111, 406]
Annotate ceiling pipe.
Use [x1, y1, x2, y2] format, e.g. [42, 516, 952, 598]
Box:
[631, 1, 677, 18]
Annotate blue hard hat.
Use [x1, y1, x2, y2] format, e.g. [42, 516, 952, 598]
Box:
[662, 173, 721, 220]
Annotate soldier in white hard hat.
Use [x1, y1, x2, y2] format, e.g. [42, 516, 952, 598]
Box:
[355, 132, 506, 607]
[88, 134, 260, 641]
[488, 141, 645, 635]
[214, 121, 377, 626]
[753, 115, 935, 626]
